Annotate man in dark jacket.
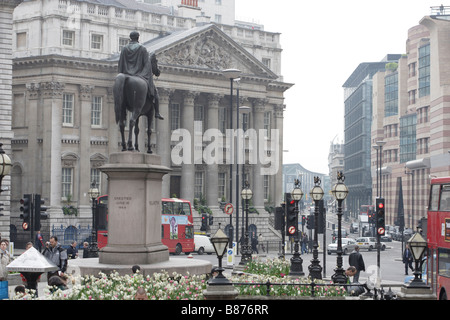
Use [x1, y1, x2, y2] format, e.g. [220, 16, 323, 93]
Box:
[43, 236, 68, 283]
[348, 245, 365, 282]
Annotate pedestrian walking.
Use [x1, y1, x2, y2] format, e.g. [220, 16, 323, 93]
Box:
[0, 239, 12, 281]
[67, 241, 78, 259]
[258, 233, 265, 253]
[82, 242, 89, 258]
[403, 244, 414, 275]
[301, 234, 308, 254]
[42, 236, 68, 283]
[251, 232, 259, 254]
[35, 230, 44, 253]
[348, 245, 365, 282]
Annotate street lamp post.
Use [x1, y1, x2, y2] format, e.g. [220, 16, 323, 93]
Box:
[87, 181, 100, 258]
[308, 176, 324, 280]
[239, 181, 252, 265]
[289, 179, 304, 277]
[331, 171, 349, 284]
[0, 143, 12, 195]
[222, 68, 241, 248]
[209, 227, 230, 284]
[407, 229, 428, 288]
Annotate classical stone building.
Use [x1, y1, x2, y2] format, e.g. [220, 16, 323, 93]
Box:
[371, 11, 450, 230]
[10, 0, 291, 247]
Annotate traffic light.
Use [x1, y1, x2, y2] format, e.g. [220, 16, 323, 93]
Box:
[306, 214, 315, 230]
[274, 206, 284, 230]
[208, 214, 214, 226]
[285, 193, 297, 236]
[200, 213, 207, 231]
[376, 197, 385, 235]
[20, 194, 32, 231]
[301, 215, 306, 226]
[34, 194, 48, 231]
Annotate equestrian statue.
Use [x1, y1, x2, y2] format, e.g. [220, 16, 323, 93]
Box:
[113, 31, 164, 154]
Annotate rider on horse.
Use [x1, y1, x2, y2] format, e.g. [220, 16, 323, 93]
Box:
[118, 31, 164, 120]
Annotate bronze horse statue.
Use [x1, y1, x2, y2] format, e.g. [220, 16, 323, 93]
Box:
[113, 53, 160, 153]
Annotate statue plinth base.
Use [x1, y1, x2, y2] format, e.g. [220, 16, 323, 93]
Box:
[98, 152, 171, 265]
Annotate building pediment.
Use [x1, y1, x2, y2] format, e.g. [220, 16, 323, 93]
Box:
[142, 24, 278, 80]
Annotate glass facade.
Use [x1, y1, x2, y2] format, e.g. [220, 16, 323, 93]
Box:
[385, 73, 398, 116]
[418, 44, 430, 98]
[399, 114, 417, 163]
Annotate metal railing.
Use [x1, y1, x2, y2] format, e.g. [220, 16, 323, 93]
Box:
[231, 279, 398, 300]
[51, 225, 93, 249]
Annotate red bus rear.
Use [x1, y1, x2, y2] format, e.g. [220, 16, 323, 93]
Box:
[427, 177, 450, 300]
[94, 196, 195, 255]
[161, 198, 194, 255]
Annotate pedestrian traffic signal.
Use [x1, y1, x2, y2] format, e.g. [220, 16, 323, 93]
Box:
[20, 194, 32, 231]
[376, 197, 385, 235]
[306, 214, 314, 230]
[200, 213, 208, 231]
[34, 194, 48, 231]
[285, 193, 297, 236]
[208, 214, 214, 226]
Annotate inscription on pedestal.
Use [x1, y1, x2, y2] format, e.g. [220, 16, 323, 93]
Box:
[114, 196, 132, 211]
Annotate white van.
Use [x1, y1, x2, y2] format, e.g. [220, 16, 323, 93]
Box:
[194, 235, 215, 255]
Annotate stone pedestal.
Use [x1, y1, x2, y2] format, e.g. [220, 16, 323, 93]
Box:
[203, 283, 239, 300]
[397, 283, 437, 300]
[98, 152, 171, 265]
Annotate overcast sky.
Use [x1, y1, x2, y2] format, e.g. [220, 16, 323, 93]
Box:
[235, 0, 441, 174]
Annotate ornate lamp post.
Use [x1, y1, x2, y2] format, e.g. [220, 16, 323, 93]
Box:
[407, 229, 428, 287]
[308, 177, 324, 280]
[289, 179, 304, 277]
[222, 68, 241, 249]
[209, 227, 230, 284]
[0, 143, 12, 194]
[239, 181, 253, 265]
[331, 171, 349, 284]
[87, 181, 100, 258]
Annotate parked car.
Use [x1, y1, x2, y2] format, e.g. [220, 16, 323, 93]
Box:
[327, 237, 357, 255]
[355, 237, 385, 251]
[194, 235, 214, 255]
[350, 222, 359, 233]
[380, 235, 392, 242]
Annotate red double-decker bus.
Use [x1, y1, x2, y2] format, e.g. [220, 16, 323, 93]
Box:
[427, 177, 450, 300]
[161, 198, 194, 255]
[94, 196, 194, 255]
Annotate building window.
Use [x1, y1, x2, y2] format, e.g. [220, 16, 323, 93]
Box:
[91, 96, 102, 126]
[264, 175, 269, 200]
[384, 73, 398, 117]
[90, 168, 101, 193]
[219, 107, 227, 134]
[62, 167, 73, 199]
[119, 37, 129, 52]
[62, 93, 74, 126]
[214, 14, 222, 24]
[194, 171, 204, 199]
[16, 32, 27, 49]
[218, 172, 226, 200]
[418, 44, 430, 97]
[408, 62, 416, 77]
[194, 105, 204, 123]
[408, 90, 416, 105]
[62, 30, 74, 46]
[262, 58, 271, 69]
[399, 114, 417, 163]
[170, 103, 180, 131]
[264, 111, 271, 138]
[91, 34, 103, 50]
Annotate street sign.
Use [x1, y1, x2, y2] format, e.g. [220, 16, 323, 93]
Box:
[288, 226, 296, 235]
[22, 222, 29, 231]
[378, 227, 385, 235]
[224, 203, 234, 215]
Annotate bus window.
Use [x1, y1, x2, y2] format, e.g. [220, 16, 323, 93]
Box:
[439, 248, 450, 278]
[439, 185, 450, 211]
[429, 184, 440, 211]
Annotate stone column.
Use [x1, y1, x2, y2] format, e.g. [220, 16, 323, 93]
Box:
[205, 93, 221, 209]
[251, 99, 266, 208]
[0, 0, 22, 239]
[157, 88, 173, 198]
[79, 85, 94, 209]
[180, 91, 197, 204]
[41, 82, 65, 211]
[274, 104, 285, 204]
